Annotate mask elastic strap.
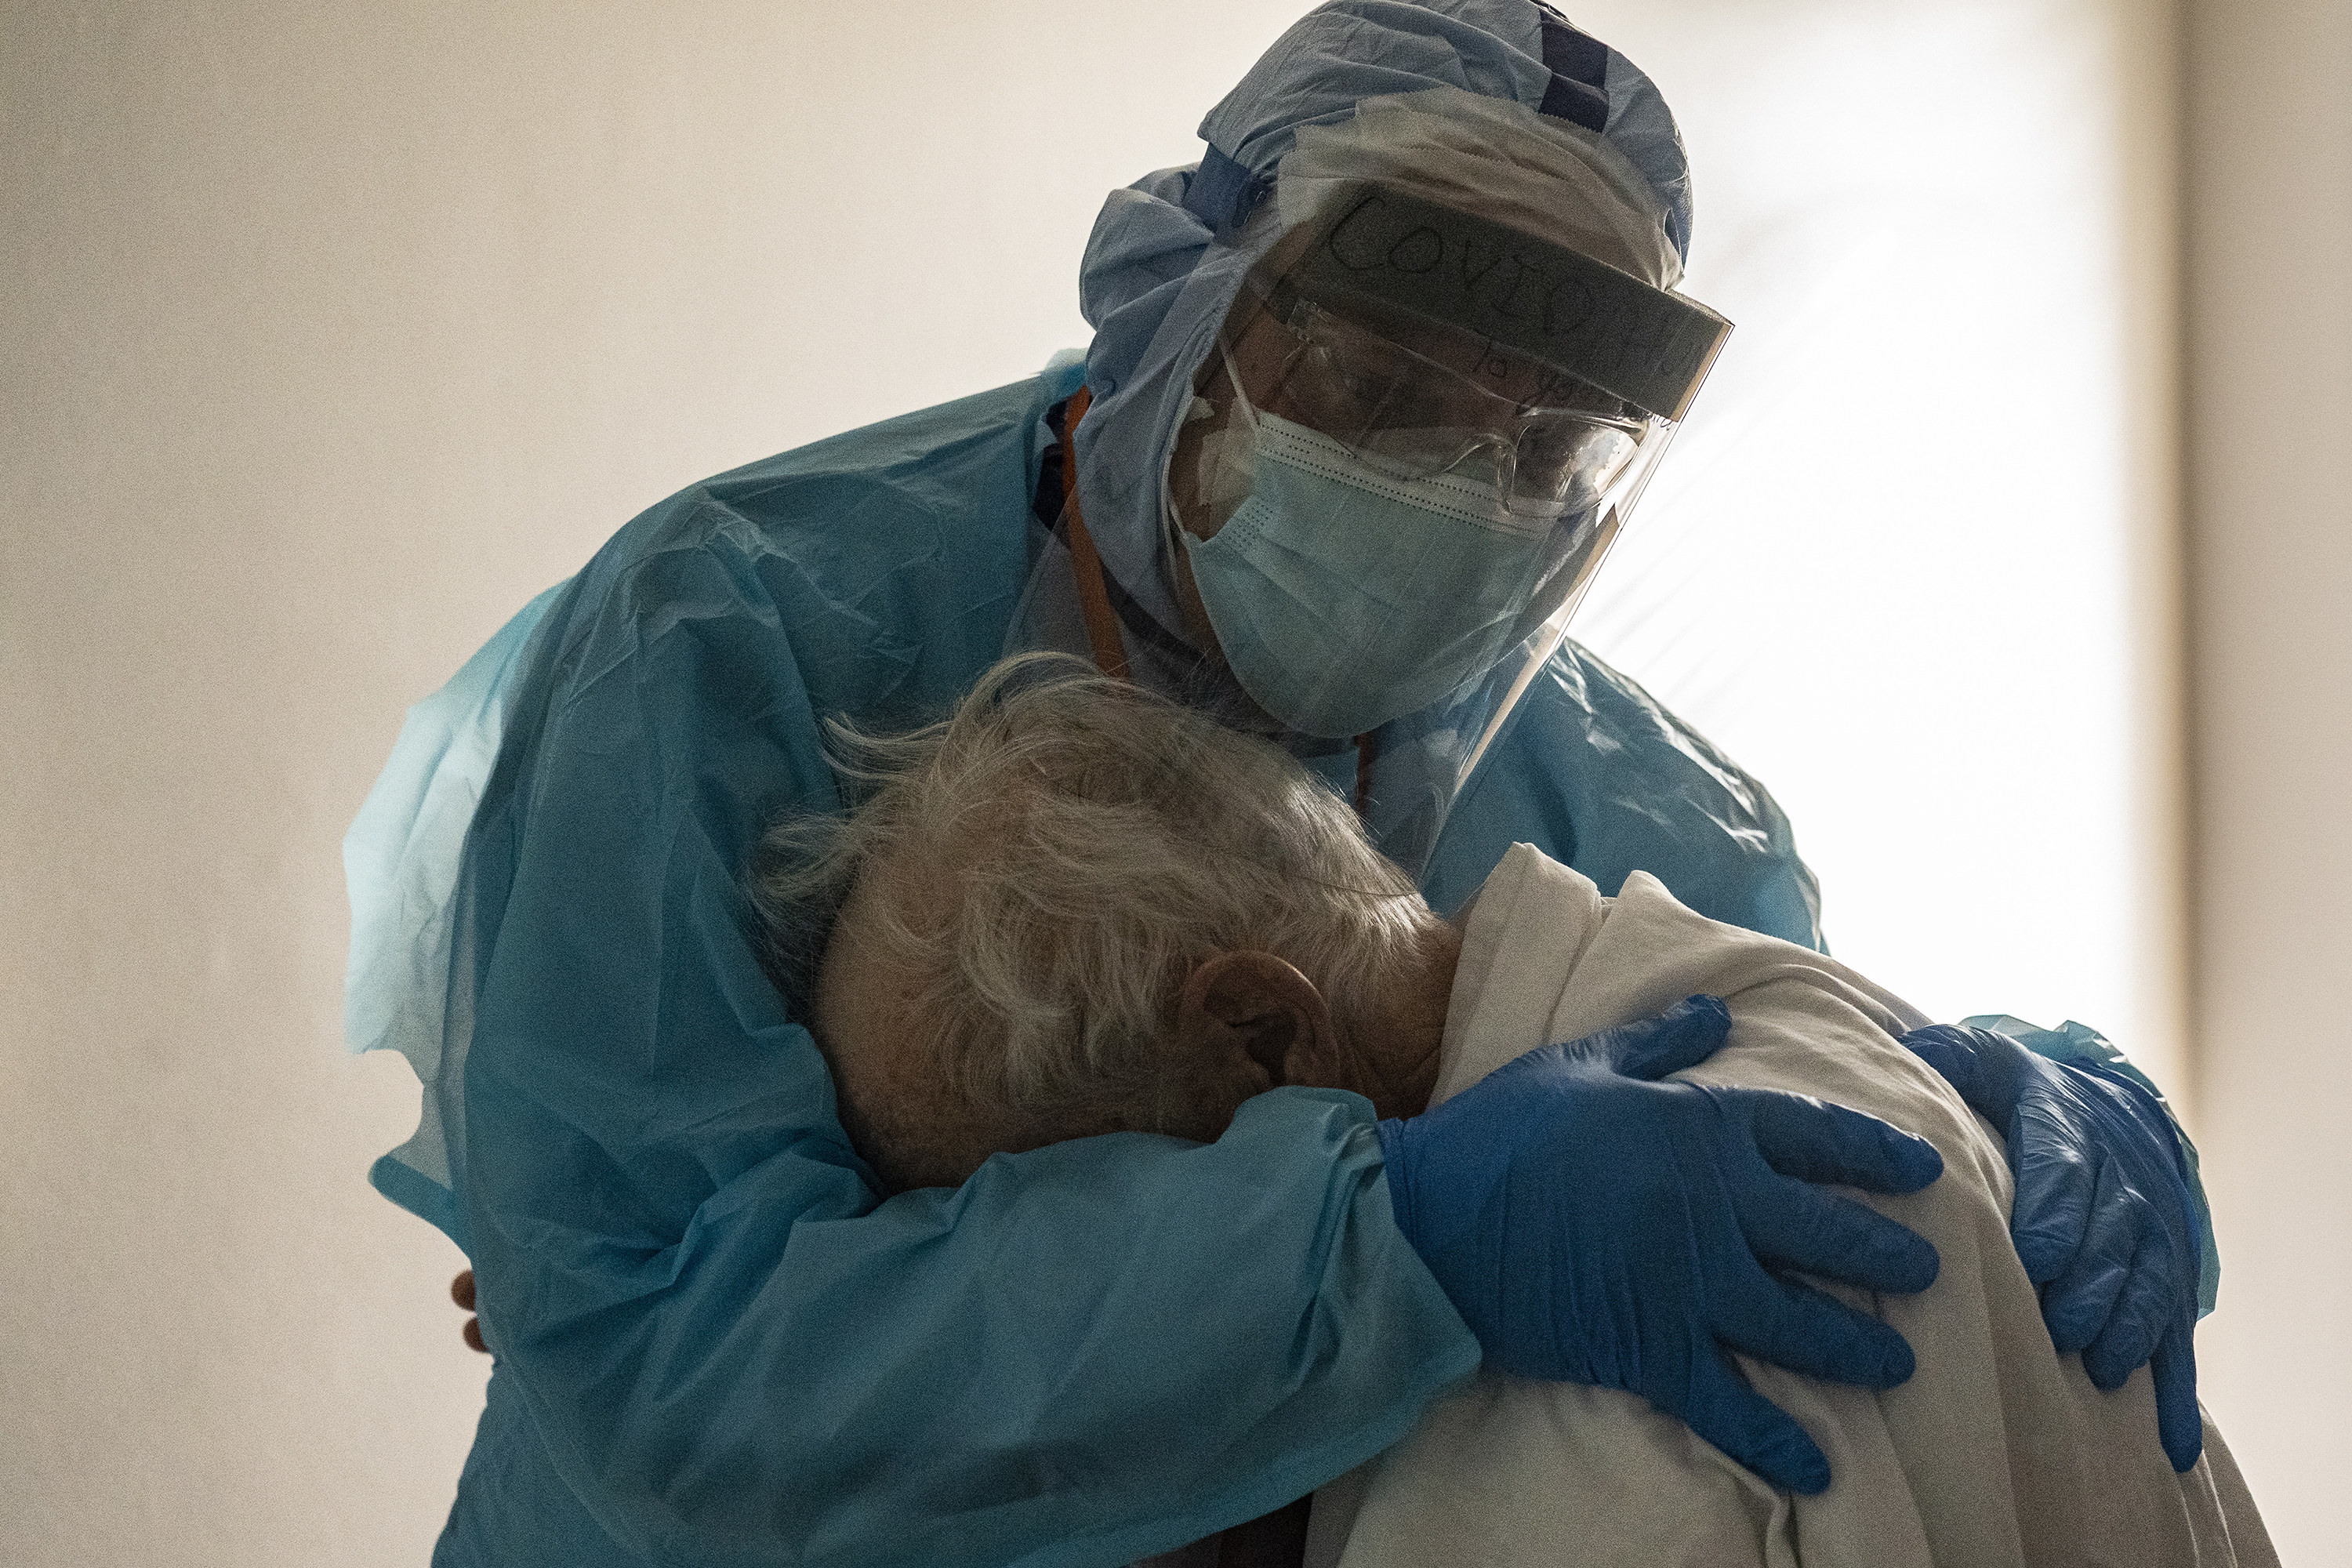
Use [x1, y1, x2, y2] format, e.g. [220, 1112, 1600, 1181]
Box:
[1161, 338, 1257, 553]
[1216, 335, 1261, 435]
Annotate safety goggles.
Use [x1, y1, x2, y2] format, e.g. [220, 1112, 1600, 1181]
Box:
[1231, 180, 1731, 507]
[1247, 296, 1653, 513]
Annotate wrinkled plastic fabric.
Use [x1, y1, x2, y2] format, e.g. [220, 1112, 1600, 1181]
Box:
[347, 361, 1841, 1568]
[345, 579, 566, 1238]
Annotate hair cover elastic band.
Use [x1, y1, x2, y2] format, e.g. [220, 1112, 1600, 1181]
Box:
[1183, 146, 1274, 239]
[1183, 11, 1623, 239]
[1536, 14, 1610, 130]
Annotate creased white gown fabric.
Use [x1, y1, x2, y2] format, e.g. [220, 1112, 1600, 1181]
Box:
[1306, 843, 2274, 1568]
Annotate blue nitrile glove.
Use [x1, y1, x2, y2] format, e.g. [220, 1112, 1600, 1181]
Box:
[1377, 995, 1945, 1495]
[1899, 1023, 2203, 1472]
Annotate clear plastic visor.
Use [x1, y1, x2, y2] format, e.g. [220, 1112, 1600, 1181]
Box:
[1167, 285, 1682, 737]
[1148, 213, 1719, 868]
[1237, 287, 1654, 516]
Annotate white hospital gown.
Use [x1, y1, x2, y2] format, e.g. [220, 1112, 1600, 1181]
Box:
[1303, 843, 2275, 1568]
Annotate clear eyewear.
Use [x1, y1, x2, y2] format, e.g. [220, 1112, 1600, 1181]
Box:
[1253, 298, 1655, 511]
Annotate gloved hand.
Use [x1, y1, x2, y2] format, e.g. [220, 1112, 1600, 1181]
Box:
[1377, 995, 1944, 1494]
[1899, 1023, 2202, 1471]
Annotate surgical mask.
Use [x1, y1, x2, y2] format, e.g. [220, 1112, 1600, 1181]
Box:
[1180, 348, 1567, 739]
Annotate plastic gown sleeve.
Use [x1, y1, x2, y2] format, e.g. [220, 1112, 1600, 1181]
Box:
[1423, 642, 1826, 950]
[438, 418, 1478, 1568]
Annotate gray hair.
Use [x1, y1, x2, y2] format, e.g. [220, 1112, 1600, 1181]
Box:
[753, 654, 1439, 1131]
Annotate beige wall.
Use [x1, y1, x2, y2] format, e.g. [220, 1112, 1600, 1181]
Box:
[1, 0, 2328, 1563]
[0, 5, 1298, 1561]
[2183, 0, 2352, 1560]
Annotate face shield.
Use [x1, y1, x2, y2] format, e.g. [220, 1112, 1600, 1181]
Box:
[1028, 85, 1729, 874]
[1150, 97, 1729, 863]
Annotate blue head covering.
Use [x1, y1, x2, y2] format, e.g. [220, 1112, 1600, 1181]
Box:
[1073, 0, 1695, 638]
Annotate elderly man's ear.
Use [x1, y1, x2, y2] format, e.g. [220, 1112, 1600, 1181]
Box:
[1172, 951, 1346, 1100]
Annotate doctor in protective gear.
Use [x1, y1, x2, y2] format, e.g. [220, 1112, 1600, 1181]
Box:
[347, 3, 2217, 1564]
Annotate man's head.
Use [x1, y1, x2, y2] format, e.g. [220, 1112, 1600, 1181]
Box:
[1075, 2, 1704, 634]
[1062, 8, 1726, 822]
[754, 655, 1458, 1192]
[1181, 79, 1708, 532]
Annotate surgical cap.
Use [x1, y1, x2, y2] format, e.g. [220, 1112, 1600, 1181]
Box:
[1073, 0, 1696, 638]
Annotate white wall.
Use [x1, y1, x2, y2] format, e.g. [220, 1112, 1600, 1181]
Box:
[1569, 0, 2187, 1095]
[5, 1, 2314, 1562]
[2183, 1, 2352, 1560]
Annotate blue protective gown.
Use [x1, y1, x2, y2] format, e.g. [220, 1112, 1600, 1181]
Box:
[353, 358, 1834, 1566]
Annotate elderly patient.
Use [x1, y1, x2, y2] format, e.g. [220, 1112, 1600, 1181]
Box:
[756, 655, 2273, 1568]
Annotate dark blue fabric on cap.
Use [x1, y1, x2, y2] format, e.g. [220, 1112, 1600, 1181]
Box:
[1180, 145, 1273, 239]
[1537, 13, 1610, 130]
[1181, 1, 1693, 263]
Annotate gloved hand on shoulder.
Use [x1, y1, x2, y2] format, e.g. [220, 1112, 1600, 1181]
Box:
[1378, 995, 1945, 1495]
[1900, 1022, 2203, 1471]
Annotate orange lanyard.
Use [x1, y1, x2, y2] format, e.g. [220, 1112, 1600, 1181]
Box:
[1055, 388, 1132, 681]
[1055, 388, 1378, 817]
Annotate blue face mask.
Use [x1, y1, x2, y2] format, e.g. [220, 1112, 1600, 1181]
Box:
[1181, 395, 1564, 741]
